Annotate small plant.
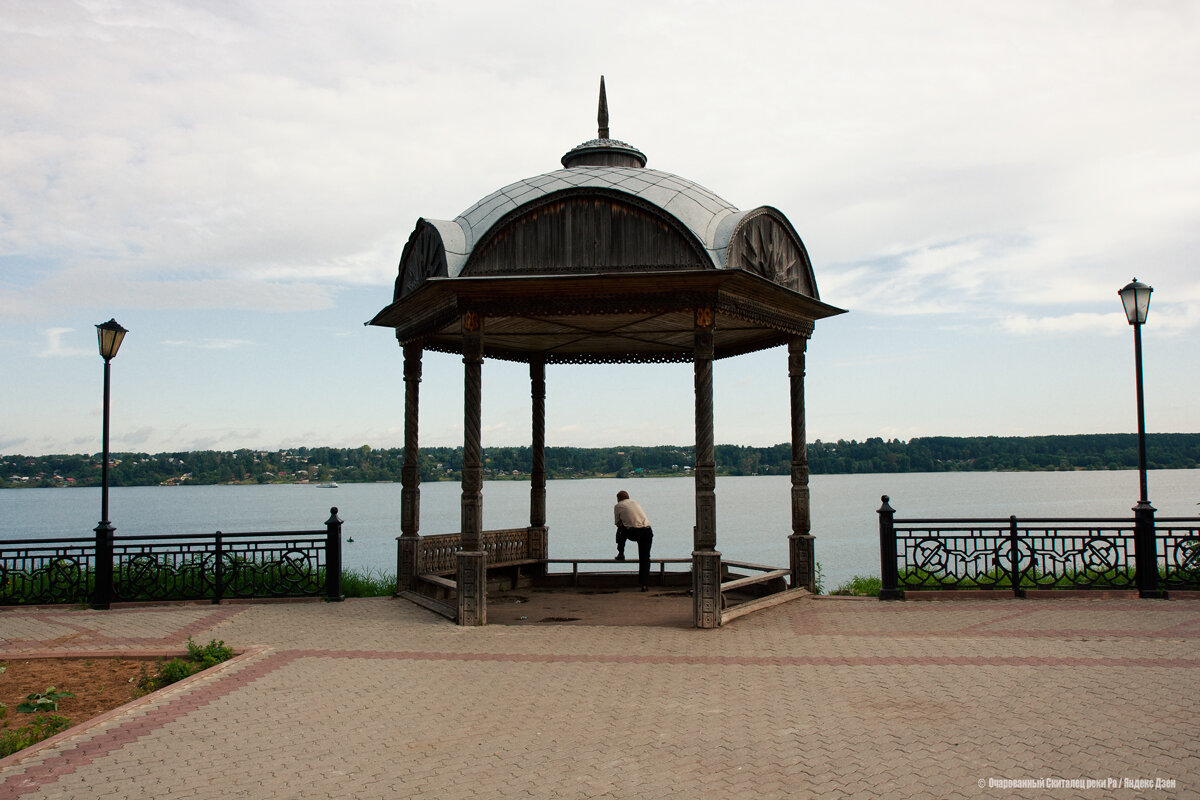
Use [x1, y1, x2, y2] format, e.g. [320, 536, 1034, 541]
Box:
[17, 687, 75, 713]
[831, 575, 883, 597]
[0, 710, 72, 758]
[186, 637, 234, 667]
[813, 562, 825, 595]
[136, 638, 234, 695]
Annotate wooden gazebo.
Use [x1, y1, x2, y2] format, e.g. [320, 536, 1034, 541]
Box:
[370, 79, 844, 627]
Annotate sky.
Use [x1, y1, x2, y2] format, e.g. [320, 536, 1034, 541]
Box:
[2, 0, 1198, 457]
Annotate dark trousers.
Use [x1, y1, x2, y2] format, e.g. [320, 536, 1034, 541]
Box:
[617, 526, 653, 587]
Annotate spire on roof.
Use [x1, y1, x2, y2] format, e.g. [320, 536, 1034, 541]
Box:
[598, 75, 609, 139]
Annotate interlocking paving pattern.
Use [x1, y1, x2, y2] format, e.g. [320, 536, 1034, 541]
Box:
[2, 596, 1197, 798]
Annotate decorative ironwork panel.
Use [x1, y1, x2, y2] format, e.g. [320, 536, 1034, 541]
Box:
[894, 519, 1137, 590]
[111, 531, 327, 602]
[1016, 523, 1136, 589]
[0, 538, 95, 605]
[1158, 519, 1200, 590]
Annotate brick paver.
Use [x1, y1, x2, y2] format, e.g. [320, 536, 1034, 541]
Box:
[2, 596, 1197, 799]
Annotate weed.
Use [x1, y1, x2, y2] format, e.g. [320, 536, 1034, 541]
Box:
[136, 638, 235, 695]
[0, 709, 71, 758]
[17, 687, 75, 713]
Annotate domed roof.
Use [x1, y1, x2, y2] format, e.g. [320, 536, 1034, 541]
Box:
[438, 165, 740, 278]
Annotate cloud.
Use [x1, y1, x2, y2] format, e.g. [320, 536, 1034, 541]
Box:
[38, 327, 90, 357]
[0, 436, 28, 451]
[1000, 312, 1122, 337]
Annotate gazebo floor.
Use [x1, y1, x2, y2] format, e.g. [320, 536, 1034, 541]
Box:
[486, 585, 696, 628]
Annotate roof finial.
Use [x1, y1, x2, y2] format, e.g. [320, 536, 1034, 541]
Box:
[597, 75, 609, 140]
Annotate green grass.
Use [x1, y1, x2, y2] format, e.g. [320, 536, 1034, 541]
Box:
[339, 568, 396, 597]
[136, 638, 235, 695]
[897, 565, 1139, 590]
[0, 709, 71, 758]
[830, 575, 883, 597]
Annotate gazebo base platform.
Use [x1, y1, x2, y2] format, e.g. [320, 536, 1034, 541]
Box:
[399, 564, 810, 628]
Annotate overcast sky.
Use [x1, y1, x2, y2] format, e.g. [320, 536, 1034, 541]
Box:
[2, 0, 1197, 457]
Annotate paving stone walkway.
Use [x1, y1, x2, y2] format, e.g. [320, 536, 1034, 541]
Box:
[1, 596, 1197, 799]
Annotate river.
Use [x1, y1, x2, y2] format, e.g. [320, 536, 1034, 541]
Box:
[2, 470, 1196, 591]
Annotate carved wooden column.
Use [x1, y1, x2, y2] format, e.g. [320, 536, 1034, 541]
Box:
[692, 307, 721, 628]
[528, 358, 548, 570]
[458, 312, 486, 625]
[397, 343, 422, 593]
[787, 336, 816, 592]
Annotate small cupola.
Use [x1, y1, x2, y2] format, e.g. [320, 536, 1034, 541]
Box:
[560, 76, 647, 169]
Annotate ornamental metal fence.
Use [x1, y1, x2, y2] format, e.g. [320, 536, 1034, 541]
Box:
[877, 496, 1200, 598]
[0, 508, 344, 607]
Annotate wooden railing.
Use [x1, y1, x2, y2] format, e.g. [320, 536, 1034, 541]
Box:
[416, 528, 541, 575]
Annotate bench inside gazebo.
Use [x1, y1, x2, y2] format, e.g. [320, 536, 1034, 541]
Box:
[369, 78, 844, 628]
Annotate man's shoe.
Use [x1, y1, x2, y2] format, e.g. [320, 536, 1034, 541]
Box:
[615, 554, 625, 561]
[640, 586, 648, 592]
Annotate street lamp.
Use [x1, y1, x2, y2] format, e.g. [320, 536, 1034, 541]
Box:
[1117, 279, 1157, 597]
[94, 319, 127, 609]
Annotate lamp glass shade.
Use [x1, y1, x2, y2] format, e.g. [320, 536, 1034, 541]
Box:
[1118, 279, 1152, 325]
[96, 319, 128, 360]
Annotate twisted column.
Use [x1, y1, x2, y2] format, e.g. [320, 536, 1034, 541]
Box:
[528, 359, 548, 569]
[401, 344, 422, 539]
[693, 307, 720, 628]
[693, 308, 716, 552]
[461, 313, 483, 552]
[458, 313, 486, 625]
[397, 344, 422, 592]
[788, 336, 816, 591]
[530, 359, 546, 530]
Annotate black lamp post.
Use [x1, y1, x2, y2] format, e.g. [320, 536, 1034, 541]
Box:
[1118, 279, 1158, 597]
[94, 318, 127, 609]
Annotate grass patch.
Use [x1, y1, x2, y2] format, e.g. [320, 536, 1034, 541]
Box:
[0, 708, 71, 757]
[830, 575, 882, 597]
[340, 568, 396, 598]
[136, 638, 234, 695]
[897, 565, 1139, 590]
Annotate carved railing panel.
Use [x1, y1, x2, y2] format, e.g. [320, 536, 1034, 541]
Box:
[416, 528, 534, 575]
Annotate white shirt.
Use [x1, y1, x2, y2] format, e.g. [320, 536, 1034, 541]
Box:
[614, 498, 650, 529]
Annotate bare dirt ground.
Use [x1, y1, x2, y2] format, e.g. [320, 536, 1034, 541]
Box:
[1, 657, 162, 733]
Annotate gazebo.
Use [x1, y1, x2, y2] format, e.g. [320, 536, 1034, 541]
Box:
[369, 78, 844, 628]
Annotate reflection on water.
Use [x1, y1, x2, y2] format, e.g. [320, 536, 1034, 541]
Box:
[2, 470, 1196, 592]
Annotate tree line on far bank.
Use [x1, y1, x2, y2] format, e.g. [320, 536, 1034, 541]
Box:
[2, 433, 1198, 489]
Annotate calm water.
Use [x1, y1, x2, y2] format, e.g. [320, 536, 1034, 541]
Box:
[2, 471, 1197, 591]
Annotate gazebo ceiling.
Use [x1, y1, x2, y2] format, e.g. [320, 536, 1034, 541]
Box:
[369, 77, 845, 362]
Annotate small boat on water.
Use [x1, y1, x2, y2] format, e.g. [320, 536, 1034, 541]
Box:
[317, 482, 339, 488]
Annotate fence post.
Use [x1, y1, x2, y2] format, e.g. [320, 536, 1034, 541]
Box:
[325, 507, 344, 602]
[878, 496, 900, 600]
[213, 531, 224, 604]
[1008, 516, 1024, 598]
[93, 522, 113, 609]
[1134, 503, 1160, 598]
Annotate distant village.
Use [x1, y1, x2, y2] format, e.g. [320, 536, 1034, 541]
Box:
[3, 434, 1197, 489]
